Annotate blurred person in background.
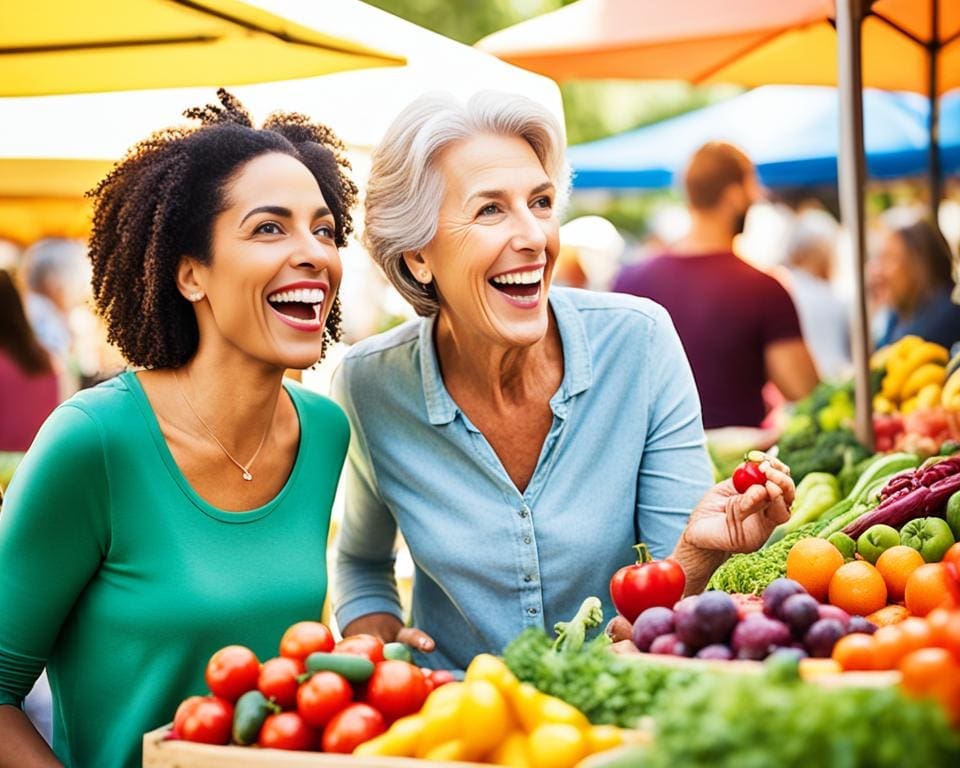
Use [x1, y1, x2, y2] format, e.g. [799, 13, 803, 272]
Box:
[779, 209, 851, 380]
[612, 141, 819, 428]
[20, 239, 87, 373]
[0, 270, 60, 453]
[873, 218, 960, 352]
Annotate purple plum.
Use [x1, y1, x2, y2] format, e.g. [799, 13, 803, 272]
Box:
[847, 616, 877, 635]
[696, 644, 734, 661]
[692, 591, 739, 646]
[779, 593, 821, 638]
[761, 578, 806, 619]
[731, 614, 792, 660]
[632, 607, 675, 652]
[804, 618, 846, 657]
[817, 604, 851, 629]
[674, 596, 709, 652]
[649, 633, 688, 656]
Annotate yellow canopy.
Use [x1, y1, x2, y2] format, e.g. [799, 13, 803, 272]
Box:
[0, 0, 405, 97]
[477, 0, 960, 95]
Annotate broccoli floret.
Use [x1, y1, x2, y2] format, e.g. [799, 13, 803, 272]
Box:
[778, 428, 869, 484]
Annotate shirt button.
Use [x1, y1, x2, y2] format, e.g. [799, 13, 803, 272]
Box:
[519, 508, 529, 518]
[527, 607, 538, 616]
[524, 574, 533, 583]
[523, 536, 531, 545]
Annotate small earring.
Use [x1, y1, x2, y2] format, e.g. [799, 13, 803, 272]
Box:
[419, 272, 431, 284]
[188, 291, 204, 302]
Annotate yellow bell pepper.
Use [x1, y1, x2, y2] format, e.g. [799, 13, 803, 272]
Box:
[460, 679, 512, 758]
[352, 714, 424, 757]
[465, 653, 520, 697]
[486, 730, 533, 767]
[527, 723, 587, 768]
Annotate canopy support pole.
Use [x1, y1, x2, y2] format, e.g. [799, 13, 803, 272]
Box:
[837, 0, 875, 450]
[929, 0, 942, 226]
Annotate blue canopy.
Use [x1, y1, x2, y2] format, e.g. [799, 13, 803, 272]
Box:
[568, 85, 960, 190]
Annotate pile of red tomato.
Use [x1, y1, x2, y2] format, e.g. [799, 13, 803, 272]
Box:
[171, 621, 457, 753]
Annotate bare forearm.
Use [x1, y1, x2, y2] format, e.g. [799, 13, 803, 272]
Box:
[0, 705, 61, 768]
[341, 612, 404, 643]
[671, 534, 728, 595]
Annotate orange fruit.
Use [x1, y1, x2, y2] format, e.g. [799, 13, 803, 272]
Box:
[899, 647, 960, 696]
[831, 632, 877, 671]
[786, 538, 845, 601]
[927, 608, 960, 659]
[875, 545, 925, 602]
[865, 604, 910, 627]
[898, 617, 935, 655]
[905, 563, 952, 617]
[872, 624, 907, 669]
[828, 560, 888, 616]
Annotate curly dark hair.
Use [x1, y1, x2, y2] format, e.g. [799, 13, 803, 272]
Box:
[87, 89, 358, 369]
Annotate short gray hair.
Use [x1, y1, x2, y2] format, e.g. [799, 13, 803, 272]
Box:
[21, 238, 86, 293]
[363, 91, 570, 316]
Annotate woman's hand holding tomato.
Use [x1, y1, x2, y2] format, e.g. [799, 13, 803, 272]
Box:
[684, 455, 794, 554]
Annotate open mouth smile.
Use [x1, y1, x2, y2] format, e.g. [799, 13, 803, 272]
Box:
[488, 266, 544, 306]
[266, 285, 326, 332]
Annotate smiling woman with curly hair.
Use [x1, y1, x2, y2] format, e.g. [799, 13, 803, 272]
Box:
[0, 90, 356, 768]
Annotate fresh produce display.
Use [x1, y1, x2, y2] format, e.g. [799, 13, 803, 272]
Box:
[168, 621, 460, 754]
[356, 653, 634, 766]
[872, 336, 952, 414]
[596, 655, 960, 768]
[609, 544, 685, 623]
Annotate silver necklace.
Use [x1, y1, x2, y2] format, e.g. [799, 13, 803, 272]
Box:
[173, 369, 271, 481]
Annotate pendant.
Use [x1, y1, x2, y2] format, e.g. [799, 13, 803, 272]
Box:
[242, 470, 253, 481]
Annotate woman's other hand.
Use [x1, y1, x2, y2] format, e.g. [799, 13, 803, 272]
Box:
[341, 613, 436, 653]
[684, 455, 794, 554]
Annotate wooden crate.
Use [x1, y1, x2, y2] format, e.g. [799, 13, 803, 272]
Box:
[142, 726, 488, 768]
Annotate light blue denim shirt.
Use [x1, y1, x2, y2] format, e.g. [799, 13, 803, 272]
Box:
[331, 288, 713, 670]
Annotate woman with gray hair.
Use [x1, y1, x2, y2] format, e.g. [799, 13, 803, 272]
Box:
[332, 91, 795, 670]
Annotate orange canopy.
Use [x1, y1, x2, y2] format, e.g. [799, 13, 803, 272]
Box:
[477, 0, 960, 95]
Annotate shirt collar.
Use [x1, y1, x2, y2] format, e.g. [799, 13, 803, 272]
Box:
[418, 288, 594, 427]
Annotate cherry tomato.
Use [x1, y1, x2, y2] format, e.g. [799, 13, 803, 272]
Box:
[333, 634, 385, 664]
[172, 695, 233, 745]
[297, 670, 353, 728]
[280, 621, 335, 662]
[732, 460, 766, 493]
[205, 645, 260, 702]
[364, 660, 430, 722]
[426, 669, 457, 689]
[258, 656, 304, 710]
[321, 703, 386, 753]
[258, 711, 317, 751]
[609, 543, 686, 623]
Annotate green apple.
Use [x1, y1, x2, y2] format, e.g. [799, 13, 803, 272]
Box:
[900, 517, 956, 563]
[827, 532, 857, 561]
[856, 524, 901, 564]
[947, 490, 960, 540]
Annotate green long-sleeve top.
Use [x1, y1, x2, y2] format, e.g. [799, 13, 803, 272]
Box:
[0, 371, 349, 768]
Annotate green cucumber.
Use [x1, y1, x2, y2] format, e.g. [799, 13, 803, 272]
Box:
[846, 452, 919, 504]
[383, 642, 413, 662]
[305, 652, 375, 682]
[232, 690, 275, 745]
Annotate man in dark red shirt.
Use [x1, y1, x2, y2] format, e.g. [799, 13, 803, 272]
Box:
[613, 141, 819, 428]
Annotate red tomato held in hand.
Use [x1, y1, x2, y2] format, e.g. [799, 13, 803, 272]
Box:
[732, 460, 766, 493]
[609, 543, 686, 623]
[258, 711, 317, 751]
[205, 645, 261, 702]
[280, 621, 335, 662]
[297, 671, 354, 728]
[258, 656, 304, 710]
[172, 695, 233, 745]
[365, 660, 430, 722]
[321, 703, 386, 753]
[334, 634, 385, 664]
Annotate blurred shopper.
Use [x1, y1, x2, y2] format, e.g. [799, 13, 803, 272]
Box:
[873, 219, 960, 351]
[613, 141, 819, 428]
[20, 239, 87, 367]
[0, 91, 353, 768]
[780, 209, 851, 380]
[0, 270, 59, 452]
